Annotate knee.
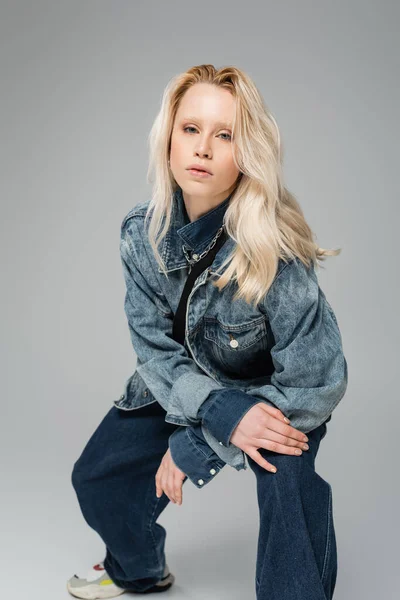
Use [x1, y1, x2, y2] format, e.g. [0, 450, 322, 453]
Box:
[260, 450, 303, 477]
[71, 455, 91, 496]
[71, 460, 83, 493]
[258, 450, 329, 500]
[71, 435, 99, 494]
[255, 450, 306, 493]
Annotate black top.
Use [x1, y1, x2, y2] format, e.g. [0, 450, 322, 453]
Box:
[172, 229, 228, 356]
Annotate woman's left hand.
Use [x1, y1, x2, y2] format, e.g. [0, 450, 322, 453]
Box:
[155, 448, 186, 506]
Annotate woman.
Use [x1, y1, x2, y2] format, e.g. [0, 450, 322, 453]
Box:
[68, 64, 348, 600]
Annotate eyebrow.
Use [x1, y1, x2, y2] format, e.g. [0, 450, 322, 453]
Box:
[180, 116, 233, 129]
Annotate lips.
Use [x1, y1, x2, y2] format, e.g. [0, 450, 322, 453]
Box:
[187, 168, 212, 179]
[187, 164, 213, 175]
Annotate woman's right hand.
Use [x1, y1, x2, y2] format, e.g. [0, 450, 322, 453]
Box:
[230, 403, 310, 473]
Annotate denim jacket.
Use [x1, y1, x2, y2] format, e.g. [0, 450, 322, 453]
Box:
[113, 186, 348, 488]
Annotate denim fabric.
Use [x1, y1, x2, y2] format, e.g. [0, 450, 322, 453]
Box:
[71, 400, 337, 598]
[169, 389, 260, 488]
[169, 388, 263, 487]
[199, 387, 267, 446]
[113, 185, 348, 487]
[71, 402, 181, 593]
[248, 419, 337, 599]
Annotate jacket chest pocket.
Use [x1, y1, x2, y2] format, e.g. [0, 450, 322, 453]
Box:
[203, 316, 271, 378]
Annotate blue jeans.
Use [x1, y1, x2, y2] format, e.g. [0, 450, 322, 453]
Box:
[71, 401, 337, 598]
[247, 422, 337, 599]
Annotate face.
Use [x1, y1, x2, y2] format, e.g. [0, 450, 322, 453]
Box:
[169, 83, 240, 220]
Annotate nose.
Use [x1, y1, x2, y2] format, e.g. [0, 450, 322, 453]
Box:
[196, 151, 211, 159]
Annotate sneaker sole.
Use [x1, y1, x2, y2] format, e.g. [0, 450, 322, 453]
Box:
[67, 572, 175, 598]
[129, 572, 175, 594]
[66, 580, 126, 599]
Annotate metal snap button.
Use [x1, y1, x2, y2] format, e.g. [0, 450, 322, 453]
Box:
[192, 253, 199, 261]
[229, 338, 239, 348]
[210, 468, 216, 475]
[198, 479, 204, 485]
[143, 389, 148, 397]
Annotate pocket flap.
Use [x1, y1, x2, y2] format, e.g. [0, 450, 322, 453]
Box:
[204, 316, 269, 351]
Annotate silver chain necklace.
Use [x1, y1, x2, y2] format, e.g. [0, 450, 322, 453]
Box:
[182, 225, 225, 267]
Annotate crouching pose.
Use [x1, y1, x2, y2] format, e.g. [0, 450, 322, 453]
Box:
[68, 63, 348, 600]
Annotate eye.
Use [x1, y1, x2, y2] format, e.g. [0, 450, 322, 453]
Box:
[183, 126, 231, 141]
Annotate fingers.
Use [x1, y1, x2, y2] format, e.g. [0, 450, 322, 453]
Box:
[259, 403, 292, 425]
[256, 434, 309, 457]
[256, 426, 310, 453]
[174, 473, 183, 506]
[247, 433, 309, 473]
[155, 467, 183, 505]
[259, 405, 309, 444]
[155, 469, 162, 499]
[247, 448, 278, 473]
[160, 468, 173, 502]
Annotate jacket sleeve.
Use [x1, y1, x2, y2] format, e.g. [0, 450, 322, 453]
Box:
[168, 392, 262, 488]
[198, 257, 348, 438]
[120, 216, 225, 424]
[168, 425, 226, 489]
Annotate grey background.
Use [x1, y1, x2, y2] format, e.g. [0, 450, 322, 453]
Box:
[1, 1, 399, 598]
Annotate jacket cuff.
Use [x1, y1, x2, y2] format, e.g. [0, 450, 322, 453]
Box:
[168, 426, 226, 489]
[198, 389, 262, 447]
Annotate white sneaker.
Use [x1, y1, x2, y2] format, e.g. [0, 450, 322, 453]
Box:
[66, 560, 174, 598]
[67, 561, 125, 599]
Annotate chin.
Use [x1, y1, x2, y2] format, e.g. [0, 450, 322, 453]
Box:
[180, 177, 212, 191]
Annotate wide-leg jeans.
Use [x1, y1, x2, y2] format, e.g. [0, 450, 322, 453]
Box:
[71, 400, 337, 598]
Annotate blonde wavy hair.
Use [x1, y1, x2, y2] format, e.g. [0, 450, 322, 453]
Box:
[144, 64, 341, 307]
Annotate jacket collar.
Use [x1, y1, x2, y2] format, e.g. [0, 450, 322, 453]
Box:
[157, 186, 235, 274]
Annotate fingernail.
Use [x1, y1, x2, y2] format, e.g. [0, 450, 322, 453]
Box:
[284, 417, 290, 423]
